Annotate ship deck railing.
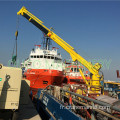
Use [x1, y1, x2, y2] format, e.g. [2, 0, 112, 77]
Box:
[37, 85, 120, 120]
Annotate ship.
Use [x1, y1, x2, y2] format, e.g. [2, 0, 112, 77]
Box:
[64, 61, 90, 85]
[21, 37, 65, 94]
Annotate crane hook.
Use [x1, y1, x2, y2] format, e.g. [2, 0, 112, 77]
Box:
[15, 30, 18, 40]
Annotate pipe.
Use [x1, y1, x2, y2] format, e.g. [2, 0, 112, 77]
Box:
[45, 85, 120, 112]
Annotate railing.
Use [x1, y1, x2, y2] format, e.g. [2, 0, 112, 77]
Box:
[40, 85, 120, 120]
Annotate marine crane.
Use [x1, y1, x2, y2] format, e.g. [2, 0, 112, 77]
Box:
[17, 6, 104, 96]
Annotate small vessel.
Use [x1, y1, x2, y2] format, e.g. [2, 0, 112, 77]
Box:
[21, 37, 65, 94]
[64, 61, 90, 85]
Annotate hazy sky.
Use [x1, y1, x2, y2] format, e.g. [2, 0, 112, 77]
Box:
[0, 1, 120, 81]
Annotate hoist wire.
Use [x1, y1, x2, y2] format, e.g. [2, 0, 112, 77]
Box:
[11, 15, 20, 64]
[12, 40, 16, 57]
[16, 15, 19, 31]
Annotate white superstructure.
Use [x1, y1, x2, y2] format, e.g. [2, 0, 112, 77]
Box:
[21, 45, 64, 71]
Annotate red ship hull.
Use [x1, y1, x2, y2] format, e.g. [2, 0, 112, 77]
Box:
[24, 69, 64, 94]
[66, 76, 90, 84]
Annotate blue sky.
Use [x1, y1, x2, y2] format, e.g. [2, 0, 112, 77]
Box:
[0, 1, 120, 81]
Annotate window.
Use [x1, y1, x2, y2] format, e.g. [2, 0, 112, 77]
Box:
[48, 56, 50, 59]
[31, 56, 33, 58]
[40, 55, 43, 58]
[51, 57, 54, 59]
[55, 57, 61, 61]
[44, 56, 47, 58]
[79, 68, 84, 72]
[71, 68, 73, 72]
[74, 68, 77, 72]
[34, 56, 36, 58]
[37, 55, 39, 58]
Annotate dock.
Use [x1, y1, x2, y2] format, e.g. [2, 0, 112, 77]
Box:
[0, 97, 41, 120]
[18, 97, 41, 120]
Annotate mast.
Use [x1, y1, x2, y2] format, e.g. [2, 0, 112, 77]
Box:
[43, 35, 51, 50]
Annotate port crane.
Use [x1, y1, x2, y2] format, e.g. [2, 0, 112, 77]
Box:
[17, 6, 103, 96]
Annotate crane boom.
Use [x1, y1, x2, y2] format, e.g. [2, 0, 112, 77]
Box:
[17, 6, 103, 95]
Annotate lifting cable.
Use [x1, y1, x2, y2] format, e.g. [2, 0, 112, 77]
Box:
[11, 16, 19, 65]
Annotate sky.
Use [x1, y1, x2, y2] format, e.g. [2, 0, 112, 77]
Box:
[0, 1, 120, 81]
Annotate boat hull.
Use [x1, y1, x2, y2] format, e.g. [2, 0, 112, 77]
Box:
[65, 76, 90, 84]
[24, 69, 64, 94]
